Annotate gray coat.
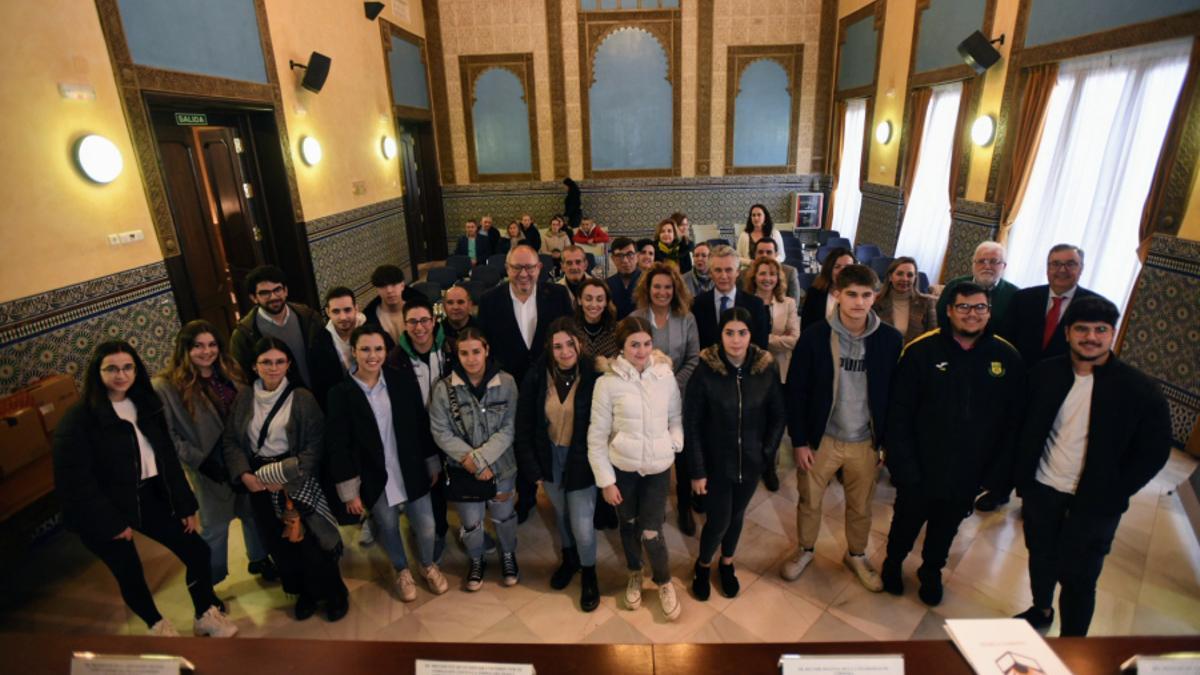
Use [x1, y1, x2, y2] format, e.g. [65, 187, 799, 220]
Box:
[152, 376, 231, 469]
[222, 385, 324, 497]
[429, 370, 519, 482]
[630, 307, 700, 393]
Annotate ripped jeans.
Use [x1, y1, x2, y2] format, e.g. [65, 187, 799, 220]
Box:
[613, 468, 671, 585]
[453, 475, 518, 560]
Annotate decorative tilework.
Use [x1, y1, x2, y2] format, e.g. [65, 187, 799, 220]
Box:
[854, 182, 904, 256]
[307, 199, 410, 303]
[0, 262, 180, 394]
[1119, 234, 1200, 450]
[942, 198, 1002, 283]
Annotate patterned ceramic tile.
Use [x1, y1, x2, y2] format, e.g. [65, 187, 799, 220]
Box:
[308, 200, 410, 303]
[942, 199, 1001, 283]
[854, 182, 903, 256]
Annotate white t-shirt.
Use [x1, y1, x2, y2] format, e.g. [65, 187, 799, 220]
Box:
[510, 286, 538, 349]
[112, 399, 158, 480]
[1036, 372, 1094, 494]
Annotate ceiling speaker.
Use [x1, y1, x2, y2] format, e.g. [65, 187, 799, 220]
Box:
[290, 52, 332, 94]
[958, 31, 1003, 74]
[364, 2, 385, 20]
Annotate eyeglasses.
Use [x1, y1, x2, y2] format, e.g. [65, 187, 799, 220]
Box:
[953, 303, 991, 314]
[1048, 260, 1081, 271]
[405, 317, 434, 327]
[255, 285, 286, 298]
[256, 358, 289, 369]
[974, 258, 1006, 266]
[507, 264, 539, 276]
[611, 251, 636, 260]
[100, 364, 136, 375]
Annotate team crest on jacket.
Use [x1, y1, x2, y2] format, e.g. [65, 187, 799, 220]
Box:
[989, 361, 1005, 377]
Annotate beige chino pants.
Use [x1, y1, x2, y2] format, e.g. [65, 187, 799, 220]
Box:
[795, 435, 879, 554]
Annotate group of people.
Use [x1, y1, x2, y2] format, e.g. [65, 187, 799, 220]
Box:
[52, 203, 1171, 640]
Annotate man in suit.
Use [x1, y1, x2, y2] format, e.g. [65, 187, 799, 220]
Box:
[309, 286, 366, 409]
[606, 237, 642, 319]
[693, 244, 769, 349]
[453, 219, 492, 266]
[480, 214, 501, 252]
[975, 243, 1099, 512]
[477, 244, 574, 522]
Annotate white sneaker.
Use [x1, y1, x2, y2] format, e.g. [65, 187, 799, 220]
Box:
[844, 552, 884, 592]
[358, 519, 375, 547]
[394, 568, 418, 602]
[780, 548, 814, 581]
[193, 605, 238, 638]
[423, 563, 449, 595]
[658, 582, 681, 621]
[624, 571, 643, 610]
[149, 618, 180, 637]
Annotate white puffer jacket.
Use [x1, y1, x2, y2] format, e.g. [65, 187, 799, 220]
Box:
[587, 350, 683, 488]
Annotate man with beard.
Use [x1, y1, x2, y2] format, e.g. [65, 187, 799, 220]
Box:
[310, 286, 367, 408]
[936, 241, 1018, 329]
[880, 282, 1025, 605]
[230, 265, 323, 389]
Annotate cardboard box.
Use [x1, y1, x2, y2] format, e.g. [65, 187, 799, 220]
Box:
[25, 375, 79, 436]
[0, 407, 51, 479]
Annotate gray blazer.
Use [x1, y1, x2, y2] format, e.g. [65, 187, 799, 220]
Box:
[631, 307, 700, 393]
[222, 385, 324, 496]
[152, 375, 232, 469]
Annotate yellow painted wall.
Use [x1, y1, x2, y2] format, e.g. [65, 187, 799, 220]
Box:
[0, 1, 161, 303]
[965, 0, 1020, 202]
[1180, 168, 1200, 241]
[865, 0, 916, 185]
[263, 0, 402, 222]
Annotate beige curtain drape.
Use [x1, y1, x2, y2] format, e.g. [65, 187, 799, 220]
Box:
[997, 63, 1059, 244]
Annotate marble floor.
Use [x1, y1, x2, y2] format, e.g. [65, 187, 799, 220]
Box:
[2, 450, 1198, 644]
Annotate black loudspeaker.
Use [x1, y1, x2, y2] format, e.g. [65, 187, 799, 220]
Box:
[290, 52, 331, 93]
[364, 2, 385, 20]
[958, 30, 1003, 74]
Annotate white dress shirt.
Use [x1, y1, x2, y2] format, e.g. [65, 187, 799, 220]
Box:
[714, 287, 737, 319]
[511, 286, 538, 349]
[353, 373, 407, 507]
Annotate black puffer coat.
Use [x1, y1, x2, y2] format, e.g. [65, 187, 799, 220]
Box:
[515, 353, 599, 492]
[685, 344, 786, 484]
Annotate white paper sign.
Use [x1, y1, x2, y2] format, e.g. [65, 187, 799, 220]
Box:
[945, 619, 1072, 675]
[1120, 653, 1200, 673]
[70, 653, 191, 675]
[779, 653, 905, 674]
[415, 660, 534, 675]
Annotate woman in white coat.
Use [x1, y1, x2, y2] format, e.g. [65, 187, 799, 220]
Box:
[588, 316, 684, 621]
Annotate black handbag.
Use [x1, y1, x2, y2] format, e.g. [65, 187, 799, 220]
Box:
[231, 383, 296, 494]
[196, 438, 228, 484]
[441, 384, 497, 502]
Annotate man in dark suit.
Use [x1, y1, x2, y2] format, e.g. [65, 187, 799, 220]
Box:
[453, 219, 493, 266]
[976, 243, 1099, 512]
[693, 244, 769, 349]
[606, 237, 641, 319]
[476, 244, 574, 522]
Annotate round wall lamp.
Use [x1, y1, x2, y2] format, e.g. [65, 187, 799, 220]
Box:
[875, 120, 893, 145]
[971, 114, 996, 146]
[75, 134, 123, 184]
[381, 135, 397, 160]
[300, 136, 323, 166]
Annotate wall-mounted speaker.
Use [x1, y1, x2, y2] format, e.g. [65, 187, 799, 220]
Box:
[958, 31, 1004, 74]
[290, 52, 332, 93]
[364, 2, 385, 20]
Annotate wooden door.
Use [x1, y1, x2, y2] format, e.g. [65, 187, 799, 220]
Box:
[195, 127, 265, 314]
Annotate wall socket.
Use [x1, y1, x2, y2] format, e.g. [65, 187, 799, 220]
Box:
[107, 230, 145, 246]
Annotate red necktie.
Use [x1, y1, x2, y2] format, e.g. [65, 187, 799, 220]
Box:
[1042, 296, 1064, 350]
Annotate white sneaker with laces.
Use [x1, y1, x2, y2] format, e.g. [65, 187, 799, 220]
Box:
[149, 618, 180, 637]
[844, 552, 884, 592]
[624, 571, 643, 610]
[780, 548, 814, 581]
[423, 563, 449, 595]
[395, 568, 418, 602]
[658, 582, 681, 621]
[193, 605, 238, 638]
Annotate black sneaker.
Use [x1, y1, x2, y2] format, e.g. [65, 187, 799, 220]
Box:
[501, 552, 520, 587]
[248, 558, 278, 582]
[691, 561, 711, 601]
[465, 557, 486, 592]
[881, 558, 904, 596]
[1014, 606, 1054, 630]
[294, 594, 317, 621]
[917, 568, 943, 606]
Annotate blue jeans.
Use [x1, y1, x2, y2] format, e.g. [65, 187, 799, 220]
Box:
[542, 444, 597, 565]
[454, 476, 518, 559]
[370, 492, 438, 571]
[189, 466, 267, 584]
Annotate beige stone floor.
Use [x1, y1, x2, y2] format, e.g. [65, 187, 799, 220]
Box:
[3, 450, 1198, 643]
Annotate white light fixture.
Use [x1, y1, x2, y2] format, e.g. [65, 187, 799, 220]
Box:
[300, 136, 322, 166]
[75, 134, 123, 184]
[875, 120, 893, 145]
[971, 114, 996, 146]
[381, 135, 397, 160]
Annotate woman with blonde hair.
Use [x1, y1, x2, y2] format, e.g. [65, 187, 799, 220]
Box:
[743, 257, 800, 381]
[874, 256, 937, 344]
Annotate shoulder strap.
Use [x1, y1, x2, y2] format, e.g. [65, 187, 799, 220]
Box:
[257, 383, 296, 450]
[446, 382, 468, 439]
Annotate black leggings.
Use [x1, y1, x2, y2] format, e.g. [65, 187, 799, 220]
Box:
[248, 490, 347, 603]
[697, 474, 758, 562]
[82, 478, 217, 627]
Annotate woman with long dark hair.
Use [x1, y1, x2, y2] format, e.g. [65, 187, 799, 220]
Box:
[153, 320, 274, 587]
[54, 340, 237, 637]
[736, 204, 786, 266]
[223, 337, 347, 622]
[800, 247, 857, 331]
[574, 277, 621, 359]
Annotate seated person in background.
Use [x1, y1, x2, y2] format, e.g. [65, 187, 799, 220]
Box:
[480, 214, 501, 252]
[874, 257, 937, 345]
[800, 248, 856, 332]
[668, 212, 694, 274]
[519, 213, 542, 252]
[453, 219, 492, 266]
[497, 221, 523, 256]
[363, 264, 407, 346]
[541, 216, 571, 264]
[736, 204, 785, 267]
[559, 245, 592, 302]
[682, 241, 714, 298]
[573, 218, 611, 245]
[937, 241, 1017, 330]
[653, 218, 685, 269]
[636, 238, 657, 274]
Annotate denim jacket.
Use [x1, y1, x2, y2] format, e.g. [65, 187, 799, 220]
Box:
[429, 370, 519, 482]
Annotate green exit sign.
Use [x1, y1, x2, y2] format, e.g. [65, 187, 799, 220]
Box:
[174, 112, 208, 126]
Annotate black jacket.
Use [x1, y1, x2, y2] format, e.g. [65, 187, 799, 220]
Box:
[784, 317, 902, 450]
[325, 366, 439, 510]
[476, 281, 574, 385]
[685, 345, 786, 483]
[799, 286, 830, 333]
[606, 271, 642, 320]
[483, 226, 501, 252]
[454, 234, 493, 264]
[308, 326, 349, 410]
[521, 224, 542, 252]
[885, 329, 1026, 500]
[1015, 354, 1171, 516]
[693, 288, 770, 350]
[515, 354, 599, 491]
[53, 395, 198, 543]
[229, 302, 325, 388]
[1000, 285, 1099, 366]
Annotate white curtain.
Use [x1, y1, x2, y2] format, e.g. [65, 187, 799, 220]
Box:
[829, 98, 867, 241]
[894, 82, 963, 282]
[1006, 38, 1192, 309]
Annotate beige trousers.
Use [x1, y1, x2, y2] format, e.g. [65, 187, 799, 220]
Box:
[795, 435, 878, 554]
